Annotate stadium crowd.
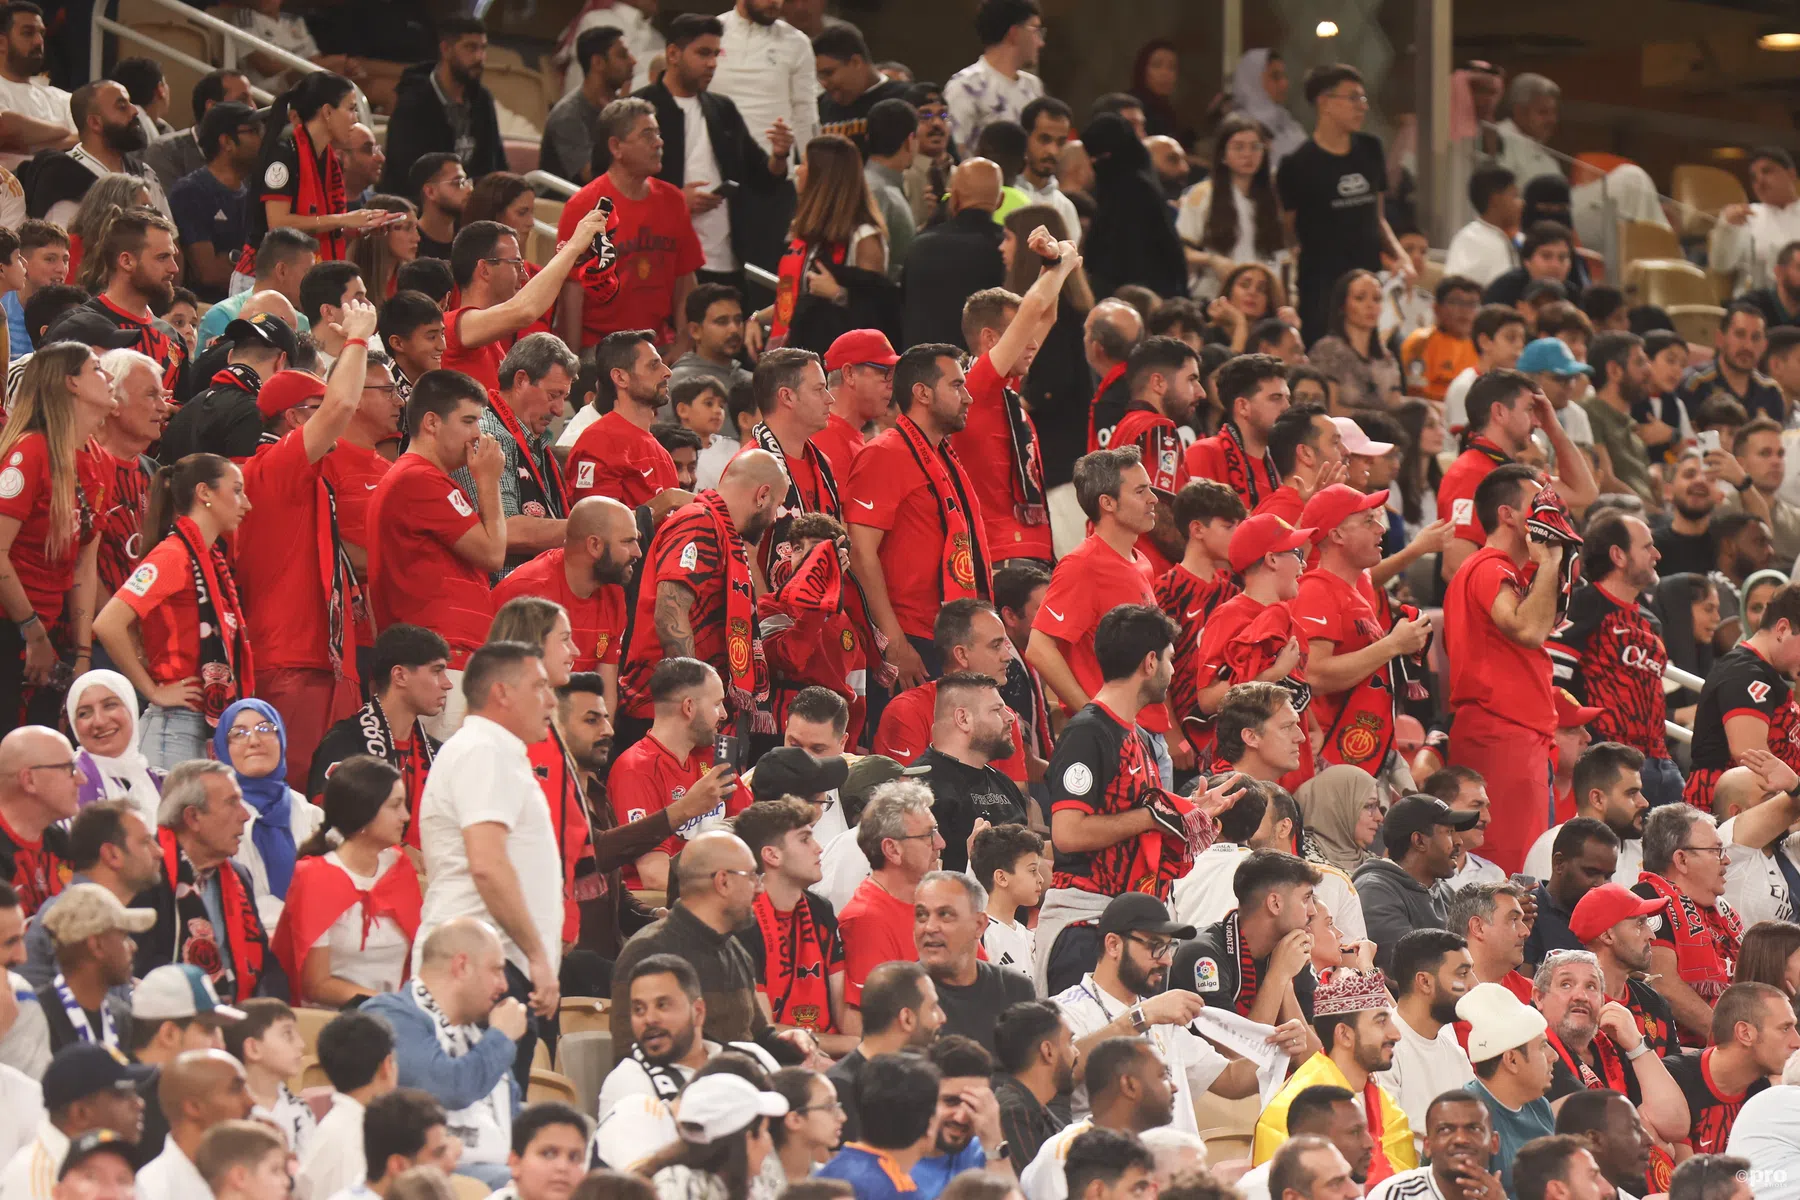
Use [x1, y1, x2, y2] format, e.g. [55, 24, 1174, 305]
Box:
[7, 2, 1800, 1200]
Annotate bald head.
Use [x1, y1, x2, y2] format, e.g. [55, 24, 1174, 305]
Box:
[950, 158, 1003, 214]
[1059, 140, 1094, 193]
[0, 726, 69, 780]
[1714, 766, 1774, 821]
[567, 495, 632, 544]
[0, 726, 80, 832]
[160, 1050, 247, 1124]
[676, 829, 756, 886]
[1145, 135, 1186, 181]
[419, 916, 505, 969]
[238, 289, 301, 331]
[1085, 298, 1144, 369]
[721, 447, 786, 494]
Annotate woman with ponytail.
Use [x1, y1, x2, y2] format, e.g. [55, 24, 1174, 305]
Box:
[271, 754, 420, 1006]
[239, 72, 389, 282]
[0, 341, 114, 733]
[92, 452, 254, 768]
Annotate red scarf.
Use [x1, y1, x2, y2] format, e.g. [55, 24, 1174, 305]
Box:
[1546, 1028, 1627, 1093]
[752, 891, 836, 1033]
[1360, 1077, 1393, 1184]
[170, 515, 254, 719]
[159, 828, 266, 1002]
[1086, 362, 1127, 453]
[893, 414, 988, 608]
[292, 117, 347, 260]
[488, 389, 569, 517]
[698, 489, 771, 731]
[1110, 406, 1184, 492]
[1217, 421, 1280, 509]
[269, 851, 422, 1004]
[1636, 871, 1740, 1042]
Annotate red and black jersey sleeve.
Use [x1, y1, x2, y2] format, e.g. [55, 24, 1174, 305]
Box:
[1048, 705, 1162, 896]
[1691, 645, 1799, 773]
[1154, 565, 1238, 731]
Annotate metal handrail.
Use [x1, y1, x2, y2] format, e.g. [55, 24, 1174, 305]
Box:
[92, 0, 371, 124]
[1663, 662, 1704, 745]
[524, 170, 779, 291]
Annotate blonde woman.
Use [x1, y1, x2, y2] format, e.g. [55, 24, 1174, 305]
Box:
[762, 135, 887, 345]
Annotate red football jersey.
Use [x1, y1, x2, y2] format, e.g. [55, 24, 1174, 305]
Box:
[567, 410, 681, 509]
[367, 454, 493, 668]
[1444, 546, 1554, 730]
[0, 433, 103, 622]
[1031, 534, 1168, 732]
[605, 733, 737, 888]
[950, 353, 1053, 562]
[491, 547, 626, 672]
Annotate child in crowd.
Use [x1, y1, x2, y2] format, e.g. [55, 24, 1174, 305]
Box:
[1379, 226, 1435, 347]
[972, 823, 1045, 973]
[696, 379, 755, 492]
[759, 512, 867, 747]
[223, 998, 317, 1159]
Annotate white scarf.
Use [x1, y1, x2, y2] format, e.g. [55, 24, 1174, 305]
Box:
[410, 978, 512, 1163]
[65, 670, 160, 826]
[52, 972, 117, 1047]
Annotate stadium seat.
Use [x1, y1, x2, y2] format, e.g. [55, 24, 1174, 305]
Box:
[1622, 258, 1712, 308]
[505, 138, 541, 176]
[131, 23, 216, 128]
[1619, 219, 1681, 266]
[555, 1031, 613, 1118]
[559, 995, 609, 1035]
[484, 65, 549, 132]
[1672, 307, 1727, 347]
[485, 44, 528, 73]
[527, 1067, 580, 1105]
[1671, 164, 1747, 240]
[449, 1172, 493, 1200]
[294, 1006, 334, 1058]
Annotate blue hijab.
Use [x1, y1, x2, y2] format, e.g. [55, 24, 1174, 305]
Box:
[213, 699, 296, 898]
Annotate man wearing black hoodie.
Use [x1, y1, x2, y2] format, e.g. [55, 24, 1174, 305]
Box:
[1352, 795, 1477, 972]
[379, 17, 505, 196]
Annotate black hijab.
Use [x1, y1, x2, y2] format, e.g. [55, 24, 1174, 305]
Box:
[1080, 112, 1186, 299]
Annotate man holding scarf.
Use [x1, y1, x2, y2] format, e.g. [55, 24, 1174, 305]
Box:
[134, 760, 287, 1004]
[953, 225, 1081, 570]
[449, 333, 580, 577]
[847, 344, 992, 692]
[738, 348, 841, 576]
[1291, 485, 1433, 777]
[758, 513, 867, 746]
[1184, 354, 1290, 513]
[1632, 802, 1745, 1048]
[230, 299, 378, 790]
[616, 450, 787, 748]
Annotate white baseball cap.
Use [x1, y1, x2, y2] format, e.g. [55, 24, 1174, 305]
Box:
[675, 1075, 790, 1145]
[130, 964, 247, 1023]
[1456, 981, 1548, 1063]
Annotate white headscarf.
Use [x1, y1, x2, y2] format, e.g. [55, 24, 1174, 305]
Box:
[1230, 49, 1308, 171]
[64, 669, 160, 826]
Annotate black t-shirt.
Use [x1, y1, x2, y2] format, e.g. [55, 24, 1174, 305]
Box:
[1690, 643, 1800, 774]
[251, 132, 322, 244]
[818, 78, 911, 157]
[826, 1047, 868, 1142]
[1662, 1048, 1767, 1153]
[1172, 909, 1318, 1020]
[1275, 133, 1387, 291]
[918, 747, 1028, 872]
[1481, 267, 1568, 308]
[418, 231, 455, 261]
[161, 373, 265, 462]
[933, 960, 1036, 1054]
[1652, 524, 1717, 578]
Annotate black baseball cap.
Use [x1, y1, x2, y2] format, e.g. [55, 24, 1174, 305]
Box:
[1382, 794, 1480, 851]
[1097, 892, 1195, 941]
[41, 307, 140, 351]
[224, 311, 300, 362]
[42, 1043, 152, 1111]
[750, 746, 850, 803]
[59, 1130, 137, 1181]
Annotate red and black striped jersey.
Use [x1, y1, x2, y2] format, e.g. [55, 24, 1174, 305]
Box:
[87, 296, 186, 396]
[1690, 642, 1800, 777]
[1153, 563, 1238, 732]
[1047, 701, 1197, 899]
[1547, 583, 1672, 760]
[619, 501, 731, 719]
[79, 443, 155, 597]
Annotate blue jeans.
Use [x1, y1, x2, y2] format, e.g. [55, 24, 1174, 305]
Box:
[139, 705, 210, 771]
[1640, 754, 1687, 808]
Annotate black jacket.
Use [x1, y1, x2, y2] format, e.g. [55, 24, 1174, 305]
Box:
[162, 369, 265, 461]
[635, 81, 790, 274]
[130, 861, 291, 1002]
[379, 61, 506, 194]
[900, 207, 1004, 349]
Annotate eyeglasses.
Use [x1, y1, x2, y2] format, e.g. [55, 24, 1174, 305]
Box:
[226, 722, 280, 741]
[854, 362, 894, 379]
[1678, 844, 1727, 857]
[716, 868, 764, 888]
[894, 825, 942, 842]
[25, 761, 81, 776]
[1330, 90, 1371, 106]
[446, 175, 473, 189]
[363, 383, 398, 394]
[798, 1102, 847, 1116]
[1126, 934, 1176, 961]
[482, 256, 525, 269]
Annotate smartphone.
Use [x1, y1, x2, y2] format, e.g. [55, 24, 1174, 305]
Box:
[1697, 430, 1721, 455]
[1510, 872, 1538, 890]
[712, 734, 740, 772]
[712, 179, 740, 198]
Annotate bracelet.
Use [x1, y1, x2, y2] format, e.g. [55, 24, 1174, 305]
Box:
[346, 338, 369, 349]
[1623, 1041, 1651, 1060]
[16, 612, 41, 631]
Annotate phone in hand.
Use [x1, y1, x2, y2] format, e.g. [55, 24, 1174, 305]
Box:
[712, 179, 740, 198]
[1697, 430, 1722, 455]
[713, 734, 740, 772]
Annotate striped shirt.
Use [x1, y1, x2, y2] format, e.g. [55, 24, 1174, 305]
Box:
[0, 1122, 67, 1200]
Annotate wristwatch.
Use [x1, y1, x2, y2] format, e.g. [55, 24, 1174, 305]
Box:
[1128, 1004, 1149, 1035]
[993, 1141, 1011, 1162]
[1623, 1041, 1652, 1060]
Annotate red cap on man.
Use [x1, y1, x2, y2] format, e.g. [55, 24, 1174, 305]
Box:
[823, 329, 900, 373]
[1228, 514, 1315, 574]
[1301, 484, 1390, 540]
[1553, 687, 1604, 729]
[256, 370, 327, 420]
[1568, 882, 1664, 943]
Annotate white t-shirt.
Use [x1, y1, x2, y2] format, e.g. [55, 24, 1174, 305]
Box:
[311, 849, 411, 997]
[815, 825, 869, 914]
[1522, 825, 1642, 886]
[982, 915, 1034, 977]
[0, 77, 73, 171]
[1313, 862, 1367, 944]
[695, 433, 741, 492]
[0, 1121, 63, 1200]
[225, 7, 320, 92]
[1170, 843, 1248, 931]
[1444, 851, 1506, 892]
[591, 1055, 697, 1170]
[558, 403, 601, 450]
[138, 1137, 210, 1200]
[1234, 1162, 1273, 1200]
[1444, 367, 1479, 435]
[297, 1094, 364, 1200]
[234, 790, 324, 931]
[1374, 1010, 1476, 1156]
[1556, 400, 1595, 448]
[1720, 817, 1797, 927]
[1366, 1165, 1449, 1200]
[673, 93, 735, 273]
[415, 714, 564, 974]
[1050, 974, 1226, 1136]
[1020, 1119, 1088, 1200]
[255, 1082, 318, 1161]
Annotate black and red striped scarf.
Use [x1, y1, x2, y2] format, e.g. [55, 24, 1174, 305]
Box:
[170, 515, 253, 722]
[1219, 421, 1279, 509]
[489, 389, 568, 518]
[699, 489, 772, 731]
[1547, 1027, 1627, 1093]
[160, 827, 266, 1002]
[893, 414, 989, 607]
[1221, 909, 1261, 1018]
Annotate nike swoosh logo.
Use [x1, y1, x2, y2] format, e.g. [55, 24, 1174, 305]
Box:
[640, 468, 656, 478]
[854, 499, 876, 510]
[1045, 606, 1065, 621]
[892, 747, 913, 757]
[363, 483, 378, 490]
[1186, 607, 1204, 619]
[1127, 764, 1141, 775]
[1300, 616, 1328, 625]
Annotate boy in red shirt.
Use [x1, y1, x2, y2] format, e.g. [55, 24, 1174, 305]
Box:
[568, 330, 687, 512]
[758, 512, 868, 747]
[1154, 479, 1244, 737]
[366, 370, 509, 738]
[605, 656, 743, 890]
[1444, 463, 1565, 872]
[555, 99, 704, 354]
[439, 208, 612, 393]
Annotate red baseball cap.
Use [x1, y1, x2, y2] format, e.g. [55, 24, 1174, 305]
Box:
[1302, 485, 1390, 539]
[256, 369, 327, 419]
[1228, 513, 1316, 574]
[1568, 882, 1664, 943]
[1554, 687, 1604, 729]
[823, 329, 900, 372]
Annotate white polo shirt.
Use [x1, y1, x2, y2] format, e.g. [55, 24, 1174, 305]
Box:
[1050, 974, 1226, 1136]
